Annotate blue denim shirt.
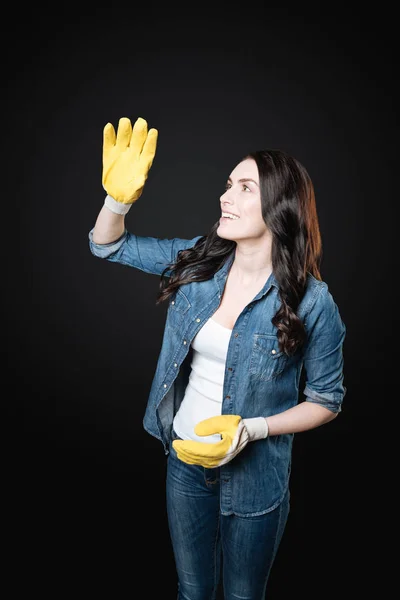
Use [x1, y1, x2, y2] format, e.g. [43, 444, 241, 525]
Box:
[89, 228, 347, 516]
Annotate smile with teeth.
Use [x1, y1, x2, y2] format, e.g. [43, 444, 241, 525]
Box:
[221, 212, 240, 220]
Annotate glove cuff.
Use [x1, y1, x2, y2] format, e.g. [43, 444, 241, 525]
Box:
[104, 194, 132, 215]
[243, 417, 269, 442]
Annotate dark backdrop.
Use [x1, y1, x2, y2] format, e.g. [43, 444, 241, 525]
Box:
[5, 8, 396, 599]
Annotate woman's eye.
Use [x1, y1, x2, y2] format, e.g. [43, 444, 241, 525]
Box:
[224, 183, 250, 192]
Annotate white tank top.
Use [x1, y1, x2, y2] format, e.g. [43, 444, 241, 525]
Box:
[173, 316, 232, 443]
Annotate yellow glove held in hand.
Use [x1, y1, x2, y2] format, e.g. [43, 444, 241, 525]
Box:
[102, 116, 158, 213]
[172, 414, 269, 468]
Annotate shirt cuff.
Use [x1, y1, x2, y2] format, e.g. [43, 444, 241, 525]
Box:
[88, 228, 128, 258]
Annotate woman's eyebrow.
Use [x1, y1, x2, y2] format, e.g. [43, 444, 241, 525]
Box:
[227, 177, 259, 186]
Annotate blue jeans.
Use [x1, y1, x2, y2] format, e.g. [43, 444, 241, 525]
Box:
[166, 430, 290, 600]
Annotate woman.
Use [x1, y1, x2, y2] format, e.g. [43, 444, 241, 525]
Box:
[89, 116, 347, 599]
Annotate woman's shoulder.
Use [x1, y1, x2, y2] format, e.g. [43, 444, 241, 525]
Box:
[302, 273, 346, 340]
[299, 273, 342, 324]
[304, 272, 328, 298]
[302, 273, 341, 318]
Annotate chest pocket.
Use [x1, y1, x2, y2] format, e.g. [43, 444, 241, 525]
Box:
[167, 289, 191, 332]
[249, 333, 288, 382]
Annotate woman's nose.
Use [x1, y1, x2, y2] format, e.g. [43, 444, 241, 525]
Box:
[220, 189, 232, 203]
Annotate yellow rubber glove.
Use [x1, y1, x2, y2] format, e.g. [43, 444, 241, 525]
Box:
[102, 116, 158, 211]
[172, 415, 269, 468]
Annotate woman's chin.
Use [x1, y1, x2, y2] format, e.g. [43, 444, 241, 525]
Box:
[217, 224, 234, 240]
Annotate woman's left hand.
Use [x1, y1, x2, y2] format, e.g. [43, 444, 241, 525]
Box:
[172, 414, 268, 468]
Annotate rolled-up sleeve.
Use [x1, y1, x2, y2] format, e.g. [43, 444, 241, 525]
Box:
[88, 228, 203, 276]
[302, 284, 347, 413]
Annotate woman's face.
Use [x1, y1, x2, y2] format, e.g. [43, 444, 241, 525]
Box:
[217, 157, 269, 242]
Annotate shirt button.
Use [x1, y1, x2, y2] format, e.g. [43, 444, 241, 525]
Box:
[234, 333, 239, 338]
[228, 367, 232, 371]
[183, 340, 187, 345]
[174, 363, 178, 367]
[196, 318, 200, 322]
[163, 384, 167, 388]
[271, 349, 276, 355]
[171, 301, 175, 305]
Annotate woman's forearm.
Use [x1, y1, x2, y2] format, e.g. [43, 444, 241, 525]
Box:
[266, 402, 338, 436]
[92, 204, 126, 244]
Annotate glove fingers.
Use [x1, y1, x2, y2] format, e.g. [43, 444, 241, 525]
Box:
[174, 447, 222, 468]
[116, 117, 133, 150]
[103, 122, 116, 154]
[129, 116, 148, 158]
[140, 128, 158, 170]
[174, 449, 201, 466]
[173, 437, 230, 458]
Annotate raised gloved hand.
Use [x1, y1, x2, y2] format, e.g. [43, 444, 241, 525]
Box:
[102, 116, 158, 214]
[172, 414, 269, 468]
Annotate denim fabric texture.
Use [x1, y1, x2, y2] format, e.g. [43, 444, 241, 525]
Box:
[89, 228, 347, 516]
[167, 435, 290, 599]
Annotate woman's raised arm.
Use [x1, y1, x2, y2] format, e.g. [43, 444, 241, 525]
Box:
[92, 116, 158, 244]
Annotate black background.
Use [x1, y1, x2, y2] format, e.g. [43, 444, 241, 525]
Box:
[5, 7, 396, 599]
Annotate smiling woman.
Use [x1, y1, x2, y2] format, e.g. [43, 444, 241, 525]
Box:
[88, 116, 346, 599]
[217, 158, 272, 267]
[221, 177, 256, 212]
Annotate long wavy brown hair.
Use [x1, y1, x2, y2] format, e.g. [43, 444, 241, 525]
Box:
[155, 149, 322, 356]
